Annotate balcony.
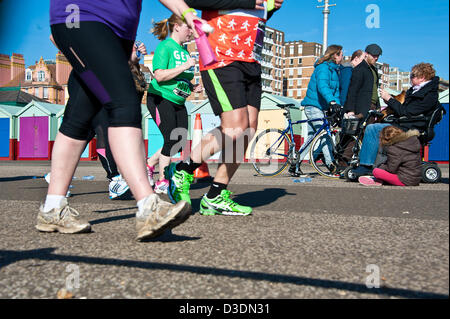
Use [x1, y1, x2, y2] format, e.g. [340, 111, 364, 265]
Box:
[262, 48, 274, 57]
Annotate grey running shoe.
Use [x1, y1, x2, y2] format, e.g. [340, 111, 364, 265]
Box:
[36, 198, 91, 234]
[136, 194, 191, 241]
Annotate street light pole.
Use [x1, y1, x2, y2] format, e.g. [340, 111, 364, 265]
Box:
[317, 0, 336, 54]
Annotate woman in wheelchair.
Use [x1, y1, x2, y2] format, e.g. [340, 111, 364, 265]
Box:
[351, 62, 440, 178]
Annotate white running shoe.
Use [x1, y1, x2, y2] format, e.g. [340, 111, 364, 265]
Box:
[154, 179, 169, 194]
[44, 172, 72, 198]
[109, 175, 131, 200]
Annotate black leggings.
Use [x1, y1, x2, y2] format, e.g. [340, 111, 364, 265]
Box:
[147, 93, 188, 157]
[85, 109, 119, 180]
[51, 21, 142, 140]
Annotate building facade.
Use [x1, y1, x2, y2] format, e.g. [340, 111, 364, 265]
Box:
[388, 67, 411, 92]
[283, 40, 323, 99]
[1, 52, 71, 105]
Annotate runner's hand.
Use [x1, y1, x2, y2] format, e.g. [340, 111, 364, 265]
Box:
[255, 0, 264, 9]
[184, 58, 196, 71]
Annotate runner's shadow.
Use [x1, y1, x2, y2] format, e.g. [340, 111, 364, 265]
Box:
[139, 229, 201, 243]
[0, 176, 41, 182]
[190, 188, 294, 213]
[231, 188, 295, 208]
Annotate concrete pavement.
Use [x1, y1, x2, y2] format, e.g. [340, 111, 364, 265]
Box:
[0, 161, 448, 299]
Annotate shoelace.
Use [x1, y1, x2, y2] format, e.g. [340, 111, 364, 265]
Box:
[59, 205, 80, 220]
[177, 171, 193, 192]
[221, 190, 236, 208]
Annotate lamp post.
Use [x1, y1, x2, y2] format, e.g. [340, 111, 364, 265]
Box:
[317, 0, 336, 54]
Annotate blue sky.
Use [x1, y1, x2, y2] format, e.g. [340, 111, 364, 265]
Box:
[0, 0, 448, 79]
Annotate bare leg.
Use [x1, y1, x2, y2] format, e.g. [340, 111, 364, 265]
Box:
[48, 132, 87, 196]
[214, 107, 252, 185]
[158, 154, 171, 181]
[147, 148, 162, 167]
[108, 127, 154, 201]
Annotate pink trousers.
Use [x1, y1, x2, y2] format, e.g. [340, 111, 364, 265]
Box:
[373, 168, 405, 186]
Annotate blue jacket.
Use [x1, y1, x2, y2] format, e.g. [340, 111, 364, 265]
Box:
[338, 64, 353, 106]
[301, 60, 341, 110]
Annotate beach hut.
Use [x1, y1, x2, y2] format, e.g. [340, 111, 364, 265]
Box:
[188, 100, 222, 161]
[0, 104, 21, 160]
[55, 106, 97, 161]
[187, 94, 302, 162]
[143, 102, 196, 161]
[15, 101, 64, 160]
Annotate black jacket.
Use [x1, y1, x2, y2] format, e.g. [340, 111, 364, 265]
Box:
[386, 76, 440, 132]
[344, 59, 380, 116]
[185, 0, 279, 19]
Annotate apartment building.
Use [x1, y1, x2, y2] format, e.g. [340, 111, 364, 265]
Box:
[283, 40, 323, 99]
[376, 61, 390, 89]
[388, 67, 411, 92]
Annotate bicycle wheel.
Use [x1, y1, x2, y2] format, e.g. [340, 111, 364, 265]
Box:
[250, 129, 291, 177]
[309, 130, 339, 178]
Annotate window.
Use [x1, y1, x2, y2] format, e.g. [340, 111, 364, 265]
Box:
[290, 59, 294, 65]
[38, 71, 45, 82]
[25, 70, 32, 81]
[34, 87, 39, 97]
[299, 58, 302, 65]
[290, 46, 294, 55]
[298, 45, 303, 54]
[289, 69, 294, 76]
[43, 87, 48, 99]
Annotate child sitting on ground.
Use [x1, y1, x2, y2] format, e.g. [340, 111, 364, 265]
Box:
[359, 125, 422, 186]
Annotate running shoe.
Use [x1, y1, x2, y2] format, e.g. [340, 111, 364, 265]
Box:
[154, 179, 169, 194]
[109, 175, 131, 200]
[199, 190, 252, 216]
[135, 194, 191, 241]
[36, 198, 91, 234]
[165, 163, 194, 205]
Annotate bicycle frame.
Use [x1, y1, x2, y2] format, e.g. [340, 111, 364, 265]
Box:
[267, 116, 333, 162]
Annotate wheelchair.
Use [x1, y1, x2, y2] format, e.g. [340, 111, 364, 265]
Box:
[342, 103, 446, 183]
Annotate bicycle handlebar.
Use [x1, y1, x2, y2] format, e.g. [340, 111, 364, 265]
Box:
[276, 103, 300, 110]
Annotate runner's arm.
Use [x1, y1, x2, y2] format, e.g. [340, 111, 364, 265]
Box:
[184, 0, 257, 10]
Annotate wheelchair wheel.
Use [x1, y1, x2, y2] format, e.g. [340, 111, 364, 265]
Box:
[422, 162, 441, 183]
[343, 166, 358, 182]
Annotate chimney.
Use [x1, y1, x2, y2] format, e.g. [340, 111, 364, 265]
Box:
[10, 53, 25, 83]
[56, 51, 72, 85]
[0, 54, 11, 86]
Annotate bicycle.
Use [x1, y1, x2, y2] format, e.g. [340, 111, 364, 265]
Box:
[249, 103, 359, 178]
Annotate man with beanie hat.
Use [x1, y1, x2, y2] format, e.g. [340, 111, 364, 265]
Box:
[343, 43, 383, 118]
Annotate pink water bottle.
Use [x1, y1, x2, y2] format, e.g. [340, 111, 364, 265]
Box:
[193, 20, 217, 67]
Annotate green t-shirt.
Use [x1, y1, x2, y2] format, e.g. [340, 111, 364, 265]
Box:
[148, 38, 195, 105]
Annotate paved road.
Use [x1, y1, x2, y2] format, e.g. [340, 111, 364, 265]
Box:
[0, 161, 448, 300]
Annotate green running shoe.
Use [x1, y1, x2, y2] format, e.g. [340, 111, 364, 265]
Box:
[165, 162, 194, 205]
[199, 190, 252, 216]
